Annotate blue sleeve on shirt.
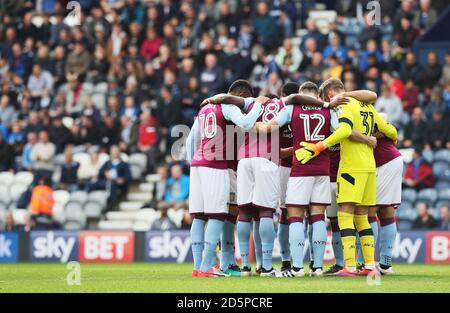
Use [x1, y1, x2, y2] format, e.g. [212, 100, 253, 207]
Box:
[330, 109, 339, 132]
[243, 97, 255, 111]
[273, 105, 293, 127]
[222, 102, 262, 130]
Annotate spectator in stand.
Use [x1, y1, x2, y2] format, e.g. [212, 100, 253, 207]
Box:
[439, 204, 450, 230]
[20, 131, 37, 171]
[88, 145, 131, 211]
[58, 147, 80, 192]
[275, 38, 303, 80]
[402, 79, 420, 114]
[413, 0, 438, 33]
[359, 39, 383, 72]
[200, 53, 225, 97]
[130, 110, 159, 172]
[301, 18, 326, 51]
[48, 115, 71, 154]
[77, 148, 104, 189]
[403, 149, 435, 190]
[0, 94, 18, 128]
[375, 84, 404, 128]
[156, 84, 181, 152]
[425, 110, 448, 150]
[303, 51, 325, 85]
[252, 1, 281, 51]
[358, 13, 382, 48]
[30, 176, 57, 230]
[323, 34, 347, 64]
[395, 16, 419, 50]
[0, 132, 14, 171]
[422, 51, 442, 90]
[59, 73, 93, 116]
[30, 130, 56, 181]
[440, 51, 450, 84]
[151, 207, 177, 231]
[401, 52, 423, 86]
[394, 0, 415, 30]
[412, 201, 439, 230]
[27, 63, 54, 109]
[220, 38, 244, 86]
[65, 41, 92, 77]
[181, 77, 201, 126]
[159, 164, 189, 210]
[423, 87, 447, 119]
[140, 27, 161, 61]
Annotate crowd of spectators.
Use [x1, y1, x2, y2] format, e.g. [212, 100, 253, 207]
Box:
[1, 0, 450, 231]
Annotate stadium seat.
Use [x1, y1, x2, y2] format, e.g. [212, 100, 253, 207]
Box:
[0, 184, 10, 200]
[399, 148, 414, 164]
[438, 189, 450, 202]
[402, 189, 417, 203]
[84, 202, 103, 219]
[9, 183, 28, 202]
[435, 200, 449, 210]
[129, 153, 147, 172]
[433, 149, 450, 163]
[54, 153, 65, 166]
[62, 116, 74, 129]
[435, 181, 450, 192]
[73, 152, 90, 165]
[87, 190, 108, 207]
[416, 188, 438, 205]
[53, 190, 70, 207]
[397, 206, 412, 220]
[145, 174, 161, 183]
[13, 171, 34, 185]
[422, 150, 434, 164]
[72, 145, 88, 154]
[63, 220, 83, 230]
[98, 220, 133, 230]
[0, 203, 8, 215]
[106, 211, 137, 221]
[398, 201, 413, 212]
[167, 208, 184, 228]
[0, 172, 14, 187]
[52, 203, 66, 224]
[64, 203, 86, 228]
[133, 221, 152, 231]
[432, 162, 450, 181]
[69, 191, 88, 204]
[428, 208, 440, 220]
[119, 201, 142, 211]
[130, 164, 143, 180]
[12, 209, 28, 225]
[398, 220, 412, 231]
[134, 208, 157, 224]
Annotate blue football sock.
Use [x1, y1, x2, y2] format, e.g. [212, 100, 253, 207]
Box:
[259, 217, 275, 271]
[289, 220, 305, 269]
[190, 218, 205, 271]
[237, 221, 251, 268]
[308, 222, 314, 263]
[331, 231, 344, 267]
[253, 220, 262, 268]
[220, 220, 235, 270]
[311, 220, 327, 268]
[278, 223, 291, 262]
[379, 222, 397, 267]
[200, 219, 224, 272]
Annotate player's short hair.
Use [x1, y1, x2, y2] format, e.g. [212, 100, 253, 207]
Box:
[281, 82, 300, 97]
[299, 81, 319, 95]
[228, 79, 253, 97]
[321, 77, 345, 99]
[264, 93, 278, 99]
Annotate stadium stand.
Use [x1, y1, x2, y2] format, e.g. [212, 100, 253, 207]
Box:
[0, 0, 449, 233]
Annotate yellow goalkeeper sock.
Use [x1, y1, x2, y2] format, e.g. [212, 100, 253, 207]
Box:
[354, 214, 375, 269]
[337, 211, 356, 271]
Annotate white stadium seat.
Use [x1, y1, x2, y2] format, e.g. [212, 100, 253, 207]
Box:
[0, 172, 14, 187]
[53, 190, 70, 207]
[10, 183, 28, 202]
[13, 171, 34, 185]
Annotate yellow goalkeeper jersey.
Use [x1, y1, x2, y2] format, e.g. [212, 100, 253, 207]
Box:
[324, 97, 398, 173]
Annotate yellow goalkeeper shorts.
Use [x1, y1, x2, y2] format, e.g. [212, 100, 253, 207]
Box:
[336, 172, 376, 206]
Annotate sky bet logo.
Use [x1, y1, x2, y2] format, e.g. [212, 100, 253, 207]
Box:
[30, 231, 78, 263]
[0, 232, 19, 262]
[146, 231, 192, 263]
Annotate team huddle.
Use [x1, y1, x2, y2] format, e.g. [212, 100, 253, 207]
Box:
[186, 77, 403, 278]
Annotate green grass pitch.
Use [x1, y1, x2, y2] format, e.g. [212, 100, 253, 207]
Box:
[0, 263, 449, 293]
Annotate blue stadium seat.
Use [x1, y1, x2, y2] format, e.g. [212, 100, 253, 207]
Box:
[438, 189, 450, 201]
[416, 188, 438, 205]
[435, 181, 450, 192]
[433, 161, 450, 181]
[398, 200, 413, 212]
[433, 149, 450, 163]
[422, 150, 434, 164]
[398, 220, 412, 231]
[435, 200, 449, 210]
[429, 208, 440, 220]
[402, 189, 417, 203]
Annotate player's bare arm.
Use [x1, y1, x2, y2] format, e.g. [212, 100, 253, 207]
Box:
[349, 129, 377, 149]
[342, 90, 377, 103]
[201, 93, 246, 107]
[285, 94, 349, 108]
[280, 147, 293, 159]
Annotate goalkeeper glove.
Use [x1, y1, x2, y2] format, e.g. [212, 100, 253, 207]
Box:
[295, 141, 327, 164]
